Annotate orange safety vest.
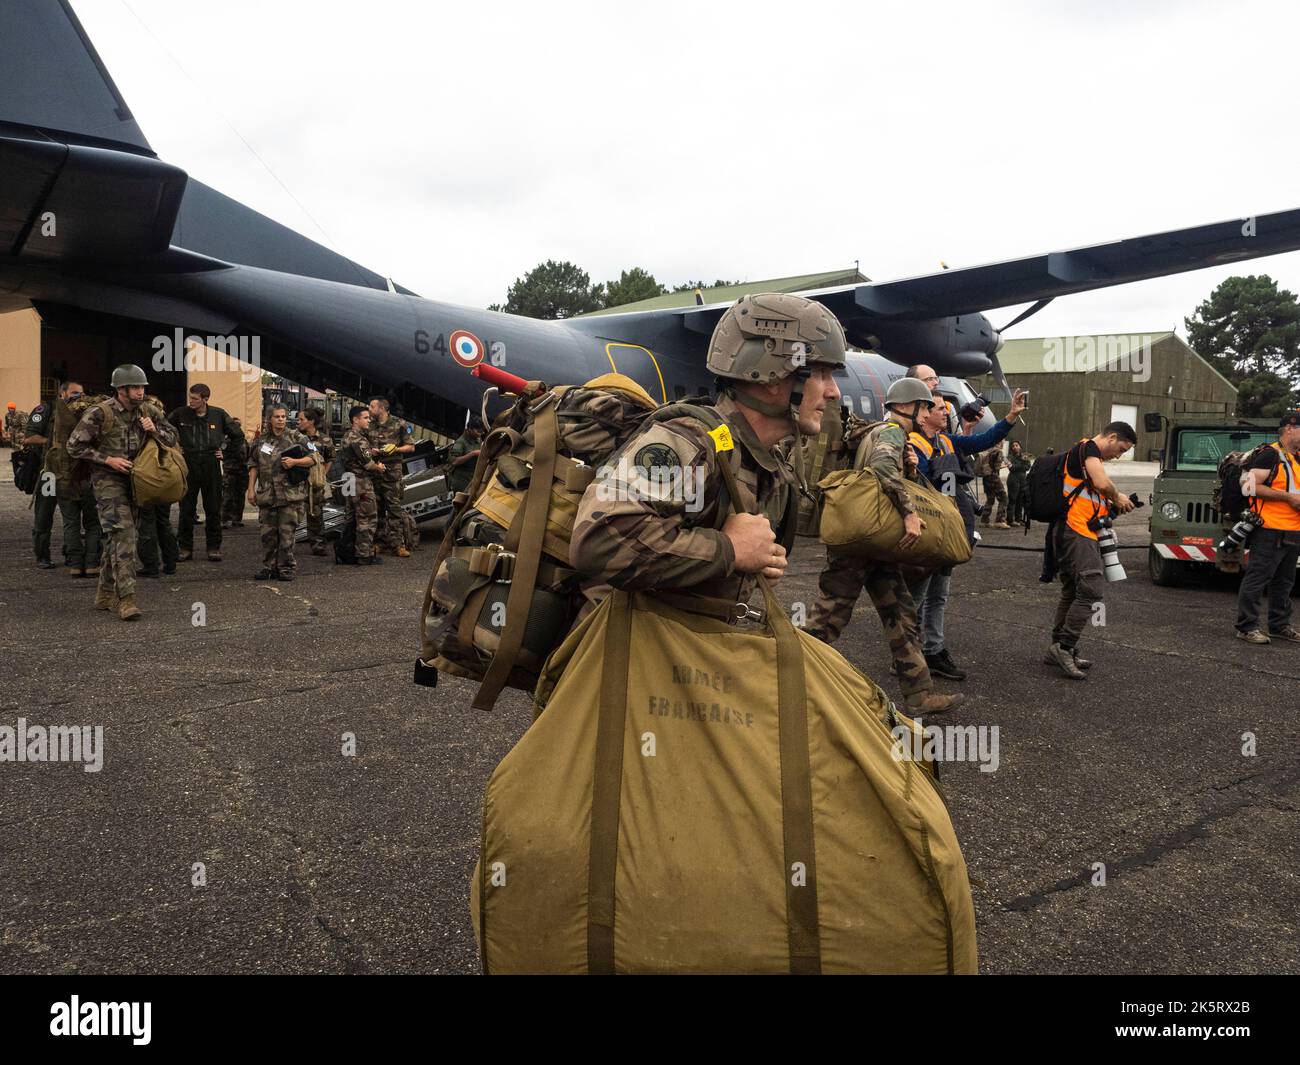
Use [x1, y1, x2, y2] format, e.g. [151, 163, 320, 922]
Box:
[1062, 439, 1108, 540]
[907, 431, 954, 460]
[1250, 443, 1300, 531]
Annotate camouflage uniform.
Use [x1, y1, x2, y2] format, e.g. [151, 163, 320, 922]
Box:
[65, 396, 177, 602]
[248, 427, 310, 573]
[571, 392, 800, 608]
[977, 446, 1008, 525]
[4, 409, 27, 448]
[446, 429, 481, 495]
[303, 431, 335, 551]
[221, 425, 250, 526]
[804, 416, 933, 700]
[339, 427, 379, 558]
[45, 396, 103, 572]
[366, 413, 411, 550]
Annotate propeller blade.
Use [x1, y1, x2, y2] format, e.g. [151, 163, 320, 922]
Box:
[996, 297, 1055, 334]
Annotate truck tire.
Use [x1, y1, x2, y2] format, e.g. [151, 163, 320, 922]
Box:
[1149, 545, 1185, 587]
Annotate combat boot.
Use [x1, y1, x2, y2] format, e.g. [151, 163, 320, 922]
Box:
[117, 596, 141, 622]
[396, 546, 411, 558]
[1045, 642, 1087, 678]
[904, 691, 964, 716]
[94, 587, 119, 611]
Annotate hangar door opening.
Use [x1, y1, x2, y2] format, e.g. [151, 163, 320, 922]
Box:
[1110, 403, 1138, 460]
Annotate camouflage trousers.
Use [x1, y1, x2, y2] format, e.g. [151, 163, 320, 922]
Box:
[981, 474, 1007, 525]
[374, 473, 407, 549]
[347, 477, 378, 558]
[92, 475, 138, 601]
[804, 550, 932, 698]
[222, 468, 249, 524]
[259, 504, 301, 571]
[305, 483, 327, 547]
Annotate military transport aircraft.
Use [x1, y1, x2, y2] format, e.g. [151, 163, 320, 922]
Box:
[3, 0, 1300, 437]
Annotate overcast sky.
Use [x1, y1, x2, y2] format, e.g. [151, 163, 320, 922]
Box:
[73, 0, 1300, 341]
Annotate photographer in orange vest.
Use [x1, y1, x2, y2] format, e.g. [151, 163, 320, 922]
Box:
[1235, 411, 1300, 645]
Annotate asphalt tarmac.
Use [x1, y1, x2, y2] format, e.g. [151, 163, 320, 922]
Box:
[0, 459, 1295, 975]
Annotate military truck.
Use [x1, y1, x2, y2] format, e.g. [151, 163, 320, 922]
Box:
[1145, 411, 1278, 586]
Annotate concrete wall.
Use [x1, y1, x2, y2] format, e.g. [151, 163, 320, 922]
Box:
[0, 308, 42, 413]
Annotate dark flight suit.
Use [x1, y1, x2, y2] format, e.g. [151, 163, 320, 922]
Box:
[23, 404, 58, 565]
[169, 403, 240, 554]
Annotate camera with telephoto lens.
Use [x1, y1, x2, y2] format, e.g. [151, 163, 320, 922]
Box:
[1088, 494, 1143, 582]
[1219, 509, 1262, 553]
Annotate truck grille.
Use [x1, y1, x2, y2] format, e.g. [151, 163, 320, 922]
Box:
[1185, 502, 1220, 525]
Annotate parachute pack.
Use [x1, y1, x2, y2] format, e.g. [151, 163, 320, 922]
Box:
[417, 374, 659, 710]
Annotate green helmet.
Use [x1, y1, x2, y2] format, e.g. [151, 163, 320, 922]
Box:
[707, 293, 847, 384]
[110, 364, 149, 388]
[885, 377, 937, 409]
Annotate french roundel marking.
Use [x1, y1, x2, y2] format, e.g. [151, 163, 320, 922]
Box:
[450, 330, 485, 368]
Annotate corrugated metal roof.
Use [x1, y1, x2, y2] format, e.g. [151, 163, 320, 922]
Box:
[579, 268, 869, 316]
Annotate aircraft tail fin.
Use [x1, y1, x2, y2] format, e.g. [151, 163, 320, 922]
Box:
[0, 0, 153, 154]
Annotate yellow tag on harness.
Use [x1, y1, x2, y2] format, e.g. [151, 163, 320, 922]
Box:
[708, 424, 734, 452]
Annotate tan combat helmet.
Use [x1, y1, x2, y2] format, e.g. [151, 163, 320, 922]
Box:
[708, 293, 846, 383]
[707, 293, 846, 416]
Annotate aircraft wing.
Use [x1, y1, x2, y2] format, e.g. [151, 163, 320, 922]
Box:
[805, 209, 1300, 319]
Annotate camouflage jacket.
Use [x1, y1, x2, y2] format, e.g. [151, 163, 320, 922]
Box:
[366, 414, 410, 477]
[4, 410, 27, 445]
[339, 428, 376, 484]
[851, 415, 922, 518]
[223, 425, 249, 468]
[304, 432, 335, 468]
[66, 396, 177, 487]
[571, 392, 802, 603]
[975, 447, 1006, 477]
[247, 427, 310, 506]
[446, 431, 480, 493]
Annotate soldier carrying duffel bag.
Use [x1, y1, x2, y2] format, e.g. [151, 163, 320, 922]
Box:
[472, 295, 977, 971]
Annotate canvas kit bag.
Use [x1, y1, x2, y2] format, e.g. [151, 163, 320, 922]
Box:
[471, 455, 977, 974]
